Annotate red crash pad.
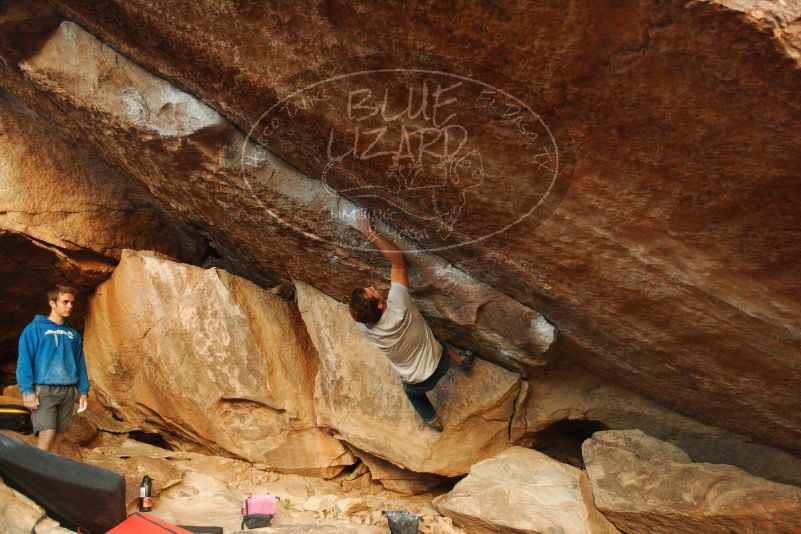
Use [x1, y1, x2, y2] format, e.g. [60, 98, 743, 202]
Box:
[107, 513, 195, 533]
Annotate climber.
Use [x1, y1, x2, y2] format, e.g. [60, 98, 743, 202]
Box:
[16, 285, 90, 453]
[348, 209, 474, 432]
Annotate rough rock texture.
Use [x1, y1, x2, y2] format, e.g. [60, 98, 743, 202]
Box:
[0, 477, 71, 534]
[520, 364, 801, 486]
[81, 441, 184, 506]
[297, 280, 523, 477]
[0, 10, 555, 375]
[583, 430, 801, 534]
[348, 446, 448, 496]
[717, 0, 801, 59]
[0, 93, 202, 263]
[434, 446, 620, 534]
[0, 89, 204, 377]
[81, 436, 453, 533]
[84, 250, 352, 477]
[6, 0, 794, 453]
[0, 0, 799, 454]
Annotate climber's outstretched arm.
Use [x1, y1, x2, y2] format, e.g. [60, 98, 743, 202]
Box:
[351, 209, 410, 288]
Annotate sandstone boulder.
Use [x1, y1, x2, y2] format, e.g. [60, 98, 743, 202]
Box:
[81, 439, 185, 506]
[26, 0, 801, 454]
[296, 280, 523, 476]
[0, 390, 21, 403]
[151, 470, 245, 531]
[520, 364, 801, 486]
[3, 13, 554, 376]
[337, 462, 372, 492]
[303, 494, 339, 513]
[0, 477, 71, 533]
[84, 250, 352, 477]
[3, 0, 801, 463]
[434, 446, 619, 534]
[349, 447, 447, 496]
[336, 497, 368, 516]
[583, 430, 801, 533]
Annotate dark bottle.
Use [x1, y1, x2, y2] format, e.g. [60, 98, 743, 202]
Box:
[139, 475, 154, 512]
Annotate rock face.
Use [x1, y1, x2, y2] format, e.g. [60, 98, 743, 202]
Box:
[0, 94, 202, 263]
[0, 11, 555, 375]
[297, 280, 523, 477]
[81, 442, 184, 506]
[583, 430, 801, 534]
[520, 364, 801, 486]
[84, 250, 352, 477]
[435, 446, 620, 534]
[7, 0, 795, 454]
[66, 431, 449, 533]
[0, 89, 203, 377]
[348, 447, 447, 496]
[0, 0, 799, 457]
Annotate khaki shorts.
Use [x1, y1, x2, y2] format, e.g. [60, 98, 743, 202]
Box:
[31, 385, 75, 434]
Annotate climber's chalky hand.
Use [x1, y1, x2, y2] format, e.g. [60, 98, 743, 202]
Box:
[350, 208, 374, 236]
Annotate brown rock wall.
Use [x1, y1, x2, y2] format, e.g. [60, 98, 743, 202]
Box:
[0, 81, 204, 378]
[0, 0, 798, 450]
[583, 430, 801, 534]
[84, 250, 352, 477]
[296, 280, 523, 477]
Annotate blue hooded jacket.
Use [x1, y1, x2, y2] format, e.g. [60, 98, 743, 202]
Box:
[16, 315, 89, 396]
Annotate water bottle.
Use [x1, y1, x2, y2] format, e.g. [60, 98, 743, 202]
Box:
[139, 475, 153, 512]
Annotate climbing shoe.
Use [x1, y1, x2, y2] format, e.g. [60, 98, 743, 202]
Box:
[425, 416, 444, 432]
[459, 349, 475, 372]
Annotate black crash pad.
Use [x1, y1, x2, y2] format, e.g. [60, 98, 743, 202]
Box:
[0, 433, 126, 533]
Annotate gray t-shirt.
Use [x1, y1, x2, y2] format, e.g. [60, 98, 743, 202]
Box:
[358, 282, 442, 384]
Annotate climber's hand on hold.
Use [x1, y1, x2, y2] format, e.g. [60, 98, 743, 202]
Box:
[349, 207, 406, 283]
[350, 208, 374, 236]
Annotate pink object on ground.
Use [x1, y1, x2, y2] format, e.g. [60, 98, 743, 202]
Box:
[242, 494, 279, 516]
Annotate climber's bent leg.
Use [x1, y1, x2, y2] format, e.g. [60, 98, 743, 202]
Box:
[401, 341, 452, 427]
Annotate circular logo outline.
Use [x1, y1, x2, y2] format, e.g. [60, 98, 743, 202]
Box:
[240, 52, 574, 254]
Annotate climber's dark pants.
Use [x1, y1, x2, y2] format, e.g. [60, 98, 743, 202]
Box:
[401, 340, 450, 423]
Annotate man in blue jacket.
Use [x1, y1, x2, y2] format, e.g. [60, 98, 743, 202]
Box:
[17, 285, 89, 453]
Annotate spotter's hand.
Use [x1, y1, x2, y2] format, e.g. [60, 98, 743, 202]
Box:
[23, 393, 39, 411]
